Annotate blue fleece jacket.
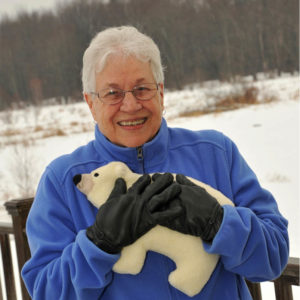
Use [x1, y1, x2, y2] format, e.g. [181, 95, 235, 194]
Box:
[21, 118, 289, 299]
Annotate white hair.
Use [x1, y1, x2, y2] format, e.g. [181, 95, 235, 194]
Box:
[82, 26, 164, 93]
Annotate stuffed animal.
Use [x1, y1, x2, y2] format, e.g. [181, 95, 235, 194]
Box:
[74, 161, 234, 297]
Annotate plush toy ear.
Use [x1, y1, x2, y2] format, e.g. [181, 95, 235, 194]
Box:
[110, 161, 140, 188]
[113, 161, 131, 179]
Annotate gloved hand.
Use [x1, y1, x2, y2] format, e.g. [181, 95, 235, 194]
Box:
[86, 173, 182, 254]
[153, 174, 224, 243]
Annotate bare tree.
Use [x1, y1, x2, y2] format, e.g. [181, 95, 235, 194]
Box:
[9, 140, 39, 198]
[0, 0, 298, 109]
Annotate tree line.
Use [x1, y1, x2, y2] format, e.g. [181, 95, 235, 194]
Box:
[0, 0, 298, 110]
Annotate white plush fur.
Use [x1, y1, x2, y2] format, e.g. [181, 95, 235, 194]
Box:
[76, 161, 234, 297]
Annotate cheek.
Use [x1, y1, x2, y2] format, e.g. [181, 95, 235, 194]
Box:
[95, 105, 119, 128]
[152, 99, 164, 116]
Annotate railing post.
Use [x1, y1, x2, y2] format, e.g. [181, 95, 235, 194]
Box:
[0, 235, 16, 299]
[0, 222, 16, 300]
[5, 198, 33, 300]
[274, 278, 293, 300]
[246, 280, 262, 300]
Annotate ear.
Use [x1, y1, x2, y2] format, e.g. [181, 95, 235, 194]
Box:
[84, 93, 97, 121]
[158, 83, 164, 110]
[84, 93, 93, 109]
[114, 162, 129, 178]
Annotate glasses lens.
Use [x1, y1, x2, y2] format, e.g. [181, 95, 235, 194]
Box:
[100, 88, 124, 104]
[133, 84, 157, 100]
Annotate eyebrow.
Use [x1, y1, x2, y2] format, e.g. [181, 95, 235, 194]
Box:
[135, 78, 147, 84]
[104, 78, 148, 89]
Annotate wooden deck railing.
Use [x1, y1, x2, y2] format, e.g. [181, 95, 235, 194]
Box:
[1, 198, 33, 300]
[0, 197, 299, 300]
[0, 221, 16, 300]
[246, 257, 300, 300]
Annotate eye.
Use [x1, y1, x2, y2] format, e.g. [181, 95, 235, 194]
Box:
[136, 85, 150, 91]
[94, 173, 99, 177]
[107, 89, 118, 95]
[102, 88, 122, 99]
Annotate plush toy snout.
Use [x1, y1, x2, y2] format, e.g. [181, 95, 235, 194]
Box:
[73, 174, 82, 185]
[73, 173, 94, 195]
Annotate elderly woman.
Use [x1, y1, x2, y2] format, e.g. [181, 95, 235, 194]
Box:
[22, 26, 289, 299]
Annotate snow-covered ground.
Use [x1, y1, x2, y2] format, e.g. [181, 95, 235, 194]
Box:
[0, 74, 299, 299]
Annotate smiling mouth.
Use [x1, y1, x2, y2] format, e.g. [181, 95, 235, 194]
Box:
[118, 118, 147, 126]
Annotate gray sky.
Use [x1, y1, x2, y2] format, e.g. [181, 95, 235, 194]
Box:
[0, 0, 67, 19]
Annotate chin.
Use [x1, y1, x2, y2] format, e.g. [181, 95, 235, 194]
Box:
[117, 136, 150, 148]
[122, 140, 145, 148]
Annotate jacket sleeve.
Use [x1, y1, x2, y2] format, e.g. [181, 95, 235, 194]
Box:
[203, 136, 289, 282]
[21, 167, 120, 299]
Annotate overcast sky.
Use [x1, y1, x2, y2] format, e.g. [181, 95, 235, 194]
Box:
[0, 0, 67, 19]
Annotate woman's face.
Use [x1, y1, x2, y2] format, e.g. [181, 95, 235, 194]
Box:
[84, 55, 164, 148]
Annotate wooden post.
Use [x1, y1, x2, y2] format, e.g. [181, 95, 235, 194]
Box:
[0, 222, 16, 300]
[5, 198, 33, 300]
[246, 280, 262, 300]
[274, 278, 293, 300]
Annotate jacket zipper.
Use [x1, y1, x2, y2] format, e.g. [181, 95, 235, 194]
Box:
[136, 146, 145, 173]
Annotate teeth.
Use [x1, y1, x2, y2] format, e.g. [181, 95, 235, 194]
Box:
[119, 118, 146, 126]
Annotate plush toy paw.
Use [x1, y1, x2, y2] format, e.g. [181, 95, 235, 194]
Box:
[112, 243, 146, 274]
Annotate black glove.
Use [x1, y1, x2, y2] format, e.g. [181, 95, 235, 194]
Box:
[86, 173, 182, 254]
[153, 174, 224, 243]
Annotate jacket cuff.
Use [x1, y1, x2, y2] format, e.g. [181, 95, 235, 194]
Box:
[77, 230, 120, 271]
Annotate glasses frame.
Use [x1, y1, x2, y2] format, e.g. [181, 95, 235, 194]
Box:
[89, 83, 159, 105]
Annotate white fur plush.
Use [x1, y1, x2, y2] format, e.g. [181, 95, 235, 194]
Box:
[75, 161, 234, 297]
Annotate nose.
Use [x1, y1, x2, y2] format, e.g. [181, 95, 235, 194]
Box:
[120, 92, 142, 112]
[73, 174, 82, 185]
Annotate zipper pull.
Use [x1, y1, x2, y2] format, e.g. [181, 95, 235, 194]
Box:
[136, 146, 145, 173]
[137, 146, 143, 160]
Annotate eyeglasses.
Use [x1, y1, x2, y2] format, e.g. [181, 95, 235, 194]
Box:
[90, 83, 159, 105]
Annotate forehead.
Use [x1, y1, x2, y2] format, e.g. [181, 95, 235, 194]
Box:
[95, 55, 155, 88]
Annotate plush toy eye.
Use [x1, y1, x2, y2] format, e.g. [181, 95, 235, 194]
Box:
[94, 173, 99, 177]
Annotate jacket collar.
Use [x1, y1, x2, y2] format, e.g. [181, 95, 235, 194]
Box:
[93, 118, 169, 171]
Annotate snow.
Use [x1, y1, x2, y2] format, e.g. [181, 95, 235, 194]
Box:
[0, 74, 299, 299]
